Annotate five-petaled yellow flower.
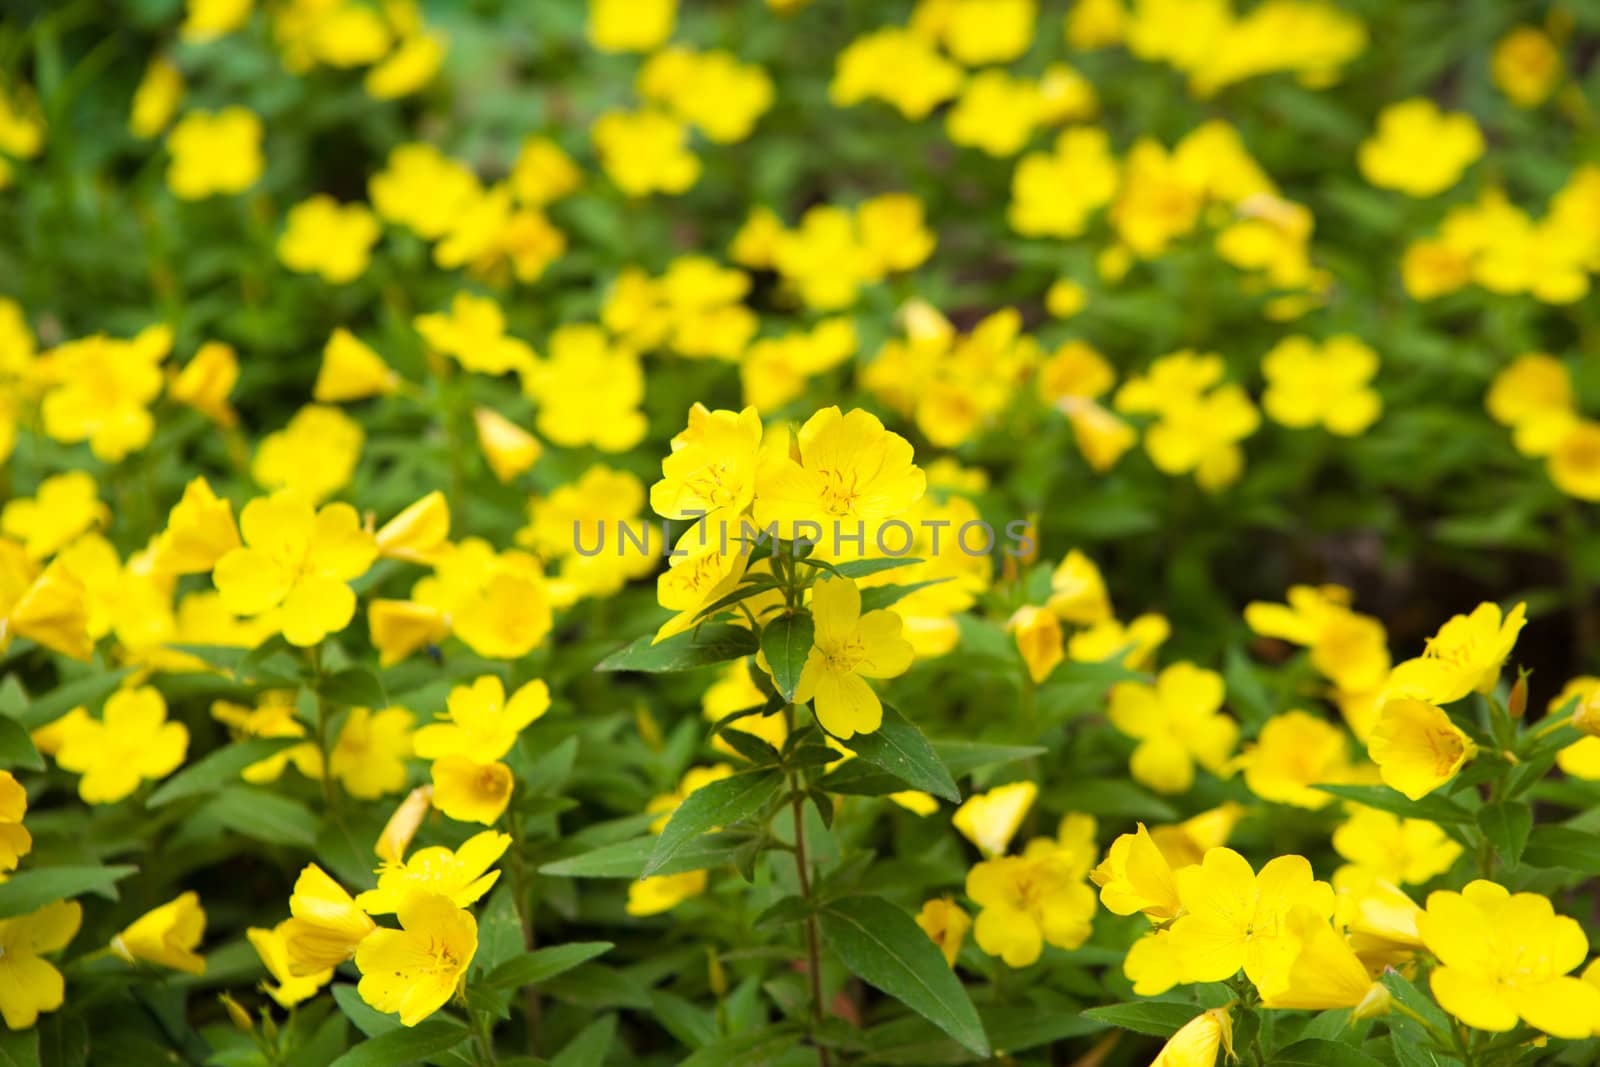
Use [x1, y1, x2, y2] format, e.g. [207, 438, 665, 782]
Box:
[793, 577, 914, 739]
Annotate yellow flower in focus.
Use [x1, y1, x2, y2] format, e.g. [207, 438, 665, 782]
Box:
[355, 893, 476, 1026]
[592, 109, 699, 197]
[213, 490, 377, 646]
[1493, 26, 1560, 108]
[1387, 601, 1526, 705]
[1419, 880, 1600, 1038]
[152, 477, 240, 575]
[181, 0, 252, 42]
[415, 676, 549, 764]
[278, 196, 380, 284]
[1358, 98, 1483, 198]
[2, 471, 108, 559]
[283, 864, 374, 974]
[752, 406, 925, 538]
[1333, 805, 1462, 886]
[946, 71, 1041, 158]
[166, 107, 263, 199]
[252, 404, 365, 501]
[112, 892, 206, 975]
[249, 922, 333, 1008]
[415, 292, 536, 377]
[794, 577, 915, 740]
[651, 404, 764, 525]
[1258, 912, 1389, 1015]
[915, 898, 971, 967]
[54, 686, 187, 804]
[953, 781, 1037, 859]
[0, 901, 80, 1029]
[328, 706, 414, 799]
[1091, 823, 1181, 920]
[1108, 663, 1239, 794]
[357, 829, 509, 914]
[587, 0, 675, 53]
[1260, 335, 1381, 435]
[1169, 848, 1334, 988]
[130, 56, 184, 138]
[627, 872, 707, 916]
[1149, 1006, 1233, 1067]
[1236, 710, 1354, 809]
[1009, 605, 1062, 684]
[829, 28, 963, 121]
[169, 341, 238, 427]
[1367, 697, 1476, 800]
[431, 756, 514, 824]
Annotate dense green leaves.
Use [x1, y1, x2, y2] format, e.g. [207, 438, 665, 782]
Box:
[485, 943, 615, 992]
[0, 865, 136, 919]
[326, 1020, 470, 1067]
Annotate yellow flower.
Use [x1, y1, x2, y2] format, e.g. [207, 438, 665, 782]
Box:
[1067, 0, 1126, 48]
[651, 404, 764, 525]
[249, 922, 334, 1008]
[1493, 26, 1560, 108]
[169, 341, 238, 426]
[1149, 1006, 1233, 1067]
[587, 0, 675, 53]
[112, 891, 206, 975]
[1047, 549, 1111, 625]
[1550, 421, 1600, 501]
[1358, 98, 1483, 198]
[1260, 335, 1381, 435]
[328, 706, 415, 799]
[415, 676, 549, 764]
[368, 599, 449, 666]
[793, 577, 915, 740]
[592, 109, 699, 197]
[283, 864, 375, 974]
[965, 839, 1097, 967]
[1108, 663, 1238, 794]
[945, 70, 1041, 157]
[278, 195, 380, 283]
[152, 477, 240, 575]
[752, 406, 925, 538]
[375, 491, 450, 566]
[522, 324, 646, 451]
[1419, 880, 1600, 1038]
[1236, 710, 1354, 809]
[915, 898, 971, 967]
[1009, 127, 1119, 238]
[356, 893, 477, 1026]
[55, 686, 188, 804]
[130, 55, 184, 138]
[511, 136, 582, 205]
[369, 143, 480, 239]
[1486, 353, 1574, 455]
[1260, 911, 1390, 1016]
[413, 540, 552, 659]
[474, 407, 542, 484]
[1334, 867, 1426, 969]
[166, 107, 263, 199]
[181, 0, 251, 41]
[0, 900, 81, 1029]
[1067, 614, 1169, 670]
[1009, 606, 1062, 684]
[1090, 823, 1181, 920]
[375, 784, 434, 866]
[211, 692, 319, 783]
[1044, 279, 1088, 319]
[365, 31, 446, 100]
[431, 756, 514, 824]
[36, 327, 170, 462]
[1244, 584, 1391, 695]
[1332, 805, 1462, 886]
[626, 871, 707, 916]
[1387, 601, 1526, 705]
[2, 471, 108, 559]
[0, 770, 31, 872]
[357, 830, 509, 914]
[1143, 384, 1260, 492]
[952, 781, 1037, 859]
[1168, 848, 1334, 988]
[252, 404, 365, 501]
[0, 548, 93, 661]
[213, 490, 378, 646]
[1367, 697, 1476, 800]
[639, 47, 774, 144]
[771, 206, 878, 311]
[924, 0, 1036, 66]
[415, 292, 536, 377]
[830, 28, 962, 121]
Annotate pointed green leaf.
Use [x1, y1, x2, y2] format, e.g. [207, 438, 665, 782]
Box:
[839, 704, 959, 803]
[643, 770, 785, 877]
[595, 624, 758, 673]
[761, 611, 812, 702]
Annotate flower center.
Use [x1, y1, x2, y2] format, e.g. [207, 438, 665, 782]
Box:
[818, 468, 861, 516]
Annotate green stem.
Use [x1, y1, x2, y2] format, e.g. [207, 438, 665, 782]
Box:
[506, 811, 542, 1056]
[307, 647, 339, 815]
[787, 769, 831, 1067]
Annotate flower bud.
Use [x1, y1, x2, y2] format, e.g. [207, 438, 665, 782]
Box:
[218, 993, 253, 1032]
[1507, 671, 1528, 720]
[1574, 690, 1600, 737]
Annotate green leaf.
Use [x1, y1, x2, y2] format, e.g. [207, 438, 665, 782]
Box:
[818, 895, 989, 1057]
[326, 1019, 470, 1067]
[1316, 784, 1473, 825]
[839, 705, 959, 804]
[797, 557, 922, 579]
[0, 865, 136, 919]
[0, 714, 43, 771]
[677, 1024, 807, 1067]
[17, 668, 132, 728]
[1477, 800, 1532, 864]
[538, 831, 754, 879]
[1223, 645, 1275, 725]
[1079, 1000, 1201, 1037]
[330, 985, 399, 1039]
[148, 737, 305, 807]
[858, 579, 950, 613]
[0, 1029, 40, 1067]
[1522, 826, 1600, 873]
[1271, 1038, 1386, 1067]
[319, 667, 387, 708]
[595, 624, 758, 673]
[486, 942, 614, 992]
[551, 1015, 616, 1067]
[761, 611, 813, 702]
[644, 770, 784, 877]
[210, 786, 318, 847]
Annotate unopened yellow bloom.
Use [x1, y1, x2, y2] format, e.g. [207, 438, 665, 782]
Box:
[356, 893, 477, 1026]
[130, 56, 184, 138]
[415, 292, 536, 377]
[0, 900, 81, 1029]
[793, 577, 915, 740]
[474, 407, 542, 484]
[1419, 880, 1600, 1038]
[54, 686, 187, 804]
[252, 404, 364, 501]
[1333, 805, 1462, 886]
[374, 491, 449, 566]
[358, 830, 508, 914]
[1169, 848, 1334, 988]
[112, 892, 206, 975]
[830, 27, 962, 120]
[1047, 549, 1111, 624]
[249, 922, 334, 1007]
[1493, 26, 1560, 108]
[328, 706, 414, 799]
[431, 756, 514, 824]
[213, 490, 377, 646]
[1108, 663, 1238, 794]
[1387, 601, 1526, 705]
[915, 898, 971, 967]
[1367, 697, 1476, 800]
[415, 676, 548, 764]
[166, 107, 262, 199]
[1261, 335, 1381, 435]
[592, 109, 699, 197]
[1236, 710, 1354, 809]
[1260, 911, 1389, 1015]
[2, 471, 108, 559]
[1358, 99, 1483, 198]
[626, 872, 707, 916]
[284, 864, 375, 974]
[952, 781, 1037, 859]
[278, 196, 380, 283]
[1009, 606, 1062, 684]
[1090, 823, 1181, 920]
[375, 785, 434, 866]
[152, 477, 240, 575]
[169, 340, 238, 426]
[1149, 1006, 1233, 1067]
[587, 0, 675, 53]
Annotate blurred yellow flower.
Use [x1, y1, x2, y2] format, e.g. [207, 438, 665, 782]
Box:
[1358, 98, 1483, 198]
[1260, 335, 1381, 435]
[252, 404, 364, 501]
[587, 0, 675, 53]
[278, 195, 381, 283]
[1108, 663, 1238, 794]
[166, 107, 263, 199]
[592, 109, 699, 198]
[55, 686, 187, 804]
[112, 891, 206, 974]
